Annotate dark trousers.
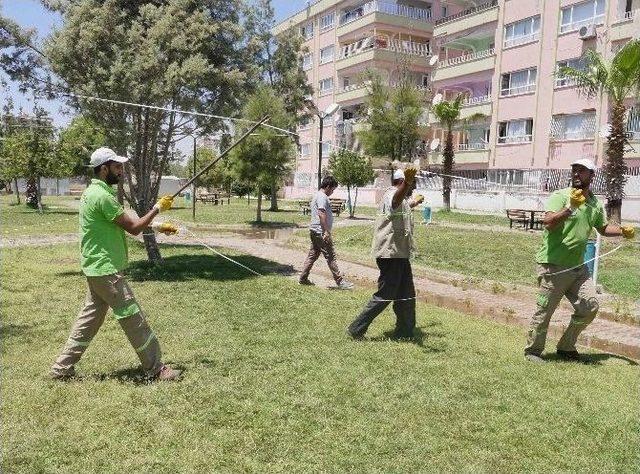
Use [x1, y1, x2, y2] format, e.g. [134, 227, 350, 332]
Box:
[348, 258, 416, 337]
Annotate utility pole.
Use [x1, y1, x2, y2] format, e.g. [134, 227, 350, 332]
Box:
[192, 136, 197, 221]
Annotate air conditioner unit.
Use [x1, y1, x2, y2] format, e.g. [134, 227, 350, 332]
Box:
[578, 24, 597, 40]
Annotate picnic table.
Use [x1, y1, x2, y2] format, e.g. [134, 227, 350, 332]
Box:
[506, 209, 545, 230]
[197, 191, 230, 205]
[298, 197, 346, 216]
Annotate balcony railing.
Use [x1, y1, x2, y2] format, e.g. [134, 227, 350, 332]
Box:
[504, 31, 540, 48]
[457, 143, 488, 151]
[498, 134, 532, 144]
[500, 84, 536, 97]
[339, 1, 431, 26]
[338, 37, 430, 60]
[551, 131, 595, 141]
[559, 15, 604, 33]
[439, 48, 494, 68]
[435, 0, 497, 26]
[462, 94, 491, 107]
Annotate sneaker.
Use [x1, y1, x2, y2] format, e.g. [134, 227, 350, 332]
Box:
[154, 364, 182, 381]
[336, 280, 354, 290]
[299, 278, 315, 286]
[556, 349, 581, 361]
[524, 353, 546, 364]
[49, 367, 76, 380]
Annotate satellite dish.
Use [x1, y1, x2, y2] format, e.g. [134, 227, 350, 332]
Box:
[430, 138, 441, 151]
[323, 103, 341, 117]
[432, 93, 443, 105]
[599, 123, 612, 138]
[429, 55, 439, 66]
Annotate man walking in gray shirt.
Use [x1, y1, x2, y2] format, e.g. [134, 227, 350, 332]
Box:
[299, 176, 353, 289]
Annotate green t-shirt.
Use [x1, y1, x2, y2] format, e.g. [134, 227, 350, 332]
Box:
[79, 179, 128, 276]
[536, 188, 606, 268]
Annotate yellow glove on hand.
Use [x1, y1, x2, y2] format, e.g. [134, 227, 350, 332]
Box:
[621, 225, 635, 240]
[413, 194, 424, 205]
[152, 222, 179, 235]
[154, 195, 174, 213]
[404, 166, 418, 184]
[569, 188, 586, 210]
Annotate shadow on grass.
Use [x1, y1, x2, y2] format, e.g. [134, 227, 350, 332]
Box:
[91, 363, 187, 385]
[368, 322, 447, 352]
[543, 352, 639, 366]
[245, 220, 301, 229]
[125, 250, 295, 282]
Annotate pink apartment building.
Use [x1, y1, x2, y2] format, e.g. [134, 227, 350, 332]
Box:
[274, 0, 640, 201]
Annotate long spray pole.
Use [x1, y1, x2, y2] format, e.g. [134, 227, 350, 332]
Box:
[171, 115, 271, 199]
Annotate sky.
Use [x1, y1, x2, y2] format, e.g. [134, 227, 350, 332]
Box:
[1, 0, 306, 128]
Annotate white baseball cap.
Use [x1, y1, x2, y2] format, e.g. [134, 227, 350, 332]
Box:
[393, 169, 405, 181]
[570, 158, 596, 171]
[89, 147, 129, 167]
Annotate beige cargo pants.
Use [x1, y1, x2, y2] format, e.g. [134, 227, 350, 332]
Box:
[525, 263, 599, 355]
[51, 272, 163, 377]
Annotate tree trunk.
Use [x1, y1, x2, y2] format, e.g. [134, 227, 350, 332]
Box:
[353, 187, 359, 218]
[269, 183, 278, 211]
[13, 178, 20, 204]
[347, 185, 353, 218]
[256, 187, 262, 223]
[142, 228, 162, 263]
[441, 126, 455, 212]
[35, 176, 43, 214]
[26, 178, 38, 208]
[603, 102, 627, 224]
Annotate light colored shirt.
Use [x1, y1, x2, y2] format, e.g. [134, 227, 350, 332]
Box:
[310, 190, 333, 234]
[536, 187, 606, 267]
[371, 187, 414, 259]
[79, 179, 128, 276]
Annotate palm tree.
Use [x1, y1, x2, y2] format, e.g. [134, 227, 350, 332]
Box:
[559, 40, 640, 223]
[431, 95, 486, 211]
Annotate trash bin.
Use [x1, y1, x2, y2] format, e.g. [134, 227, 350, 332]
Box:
[583, 239, 596, 276]
[422, 205, 432, 224]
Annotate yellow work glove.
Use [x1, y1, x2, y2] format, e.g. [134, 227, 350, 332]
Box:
[413, 194, 424, 205]
[404, 166, 418, 184]
[152, 222, 179, 235]
[621, 225, 635, 240]
[154, 195, 174, 213]
[569, 188, 586, 210]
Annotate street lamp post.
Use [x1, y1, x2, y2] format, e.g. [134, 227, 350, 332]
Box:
[305, 100, 341, 189]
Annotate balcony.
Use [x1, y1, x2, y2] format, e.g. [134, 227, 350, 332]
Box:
[610, 9, 638, 41]
[335, 82, 371, 103]
[432, 49, 495, 82]
[428, 144, 490, 165]
[336, 37, 431, 70]
[337, 1, 432, 37]
[434, 1, 498, 36]
[498, 135, 532, 144]
[559, 15, 604, 34]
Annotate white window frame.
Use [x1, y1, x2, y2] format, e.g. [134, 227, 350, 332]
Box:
[500, 68, 537, 97]
[300, 143, 311, 157]
[560, 0, 605, 33]
[320, 11, 335, 31]
[550, 112, 596, 140]
[302, 53, 313, 71]
[626, 106, 640, 140]
[300, 22, 314, 40]
[498, 118, 534, 143]
[503, 16, 541, 48]
[319, 77, 334, 95]
[555, 58, 585, 88]
[319, 45, 335, 65]
[321, 140, 332, 155]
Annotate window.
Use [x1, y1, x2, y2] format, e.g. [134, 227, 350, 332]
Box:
[421, 75, 430, 88]
[560, 0, 605, 33]
[300, 143, 311, 157]
[501, 68, 537, 96]
[550, 112, 596, 140]
[504, 16, 540, 48]
[300, 22, 314, 40]
[555, 58, 585, 87]
[319, 45, 334, 64]
[626, 106, 640, 139]
[441, 6, 448, 18]
[319, 77, 334, 94]
[302, 53, 313, 71]
[298, 116, 311, 129]
[320, 12, 335, 31]
[498, 119, 534, 143]
[321, 140, 332, 155]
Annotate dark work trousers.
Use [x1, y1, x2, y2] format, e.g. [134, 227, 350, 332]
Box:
[348, 258, 416, 337]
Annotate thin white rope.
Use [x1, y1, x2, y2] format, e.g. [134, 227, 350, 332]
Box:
[544, 244, 624, 276]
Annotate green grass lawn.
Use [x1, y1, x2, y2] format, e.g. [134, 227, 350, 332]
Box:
[1, 242, 638, 472]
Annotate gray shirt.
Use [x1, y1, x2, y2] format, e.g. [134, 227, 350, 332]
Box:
[310, 190, 333, 234]
[371, 187, 414, 258]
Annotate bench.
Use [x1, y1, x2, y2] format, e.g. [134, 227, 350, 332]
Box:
[298, 199, 311, 215]
[530, 210, 546, 230]
[298, 198, 345, 216]
[506, 209, 530, 229]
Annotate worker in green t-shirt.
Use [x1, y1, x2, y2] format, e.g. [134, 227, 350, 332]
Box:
[525, 159, 636, 363]
[51, 147, 182, 381]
